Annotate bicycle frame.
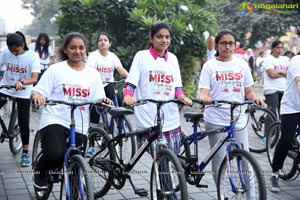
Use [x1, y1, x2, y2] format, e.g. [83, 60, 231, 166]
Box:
[182, 100, 253, 191]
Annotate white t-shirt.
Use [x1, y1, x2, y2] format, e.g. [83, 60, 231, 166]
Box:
[0, 48, 40, 98]
[29, 43, 55, 67]
[198, 57, 254, 128]
[87, 50, 122, 86]
[126, 50, 182, 132]
[31, 61, 106, 134]
[207, 49, 216, 61]
[262, 55, 289, 92]
[280, 55, 300, 114]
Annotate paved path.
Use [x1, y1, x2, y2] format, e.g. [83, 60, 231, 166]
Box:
[1, 83, 300, 199]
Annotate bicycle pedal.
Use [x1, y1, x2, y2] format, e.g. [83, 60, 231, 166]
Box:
[135, 188, 148, 197]
[196, 184, 208, 188]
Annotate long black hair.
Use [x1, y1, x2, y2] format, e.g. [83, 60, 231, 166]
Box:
[35, 32, 50, 59]
[7, 31, 29, 51]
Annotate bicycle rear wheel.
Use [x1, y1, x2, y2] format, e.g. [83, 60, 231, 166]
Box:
[266, 122, 298, 180]
[150, 148, 188, 200]
[67, 154, 93, 200]
[88, 127, 115, 198]
[247, 104, 277, 153]
[110, 115, 136, 164]
[32, 131, 53, 200]
[217, 148, 266, 200]
[8, 108, 22, 154]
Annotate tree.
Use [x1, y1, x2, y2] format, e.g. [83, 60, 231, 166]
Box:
[212, 0, 300, 48]
[55, 0, 219, 97]
[21, 0, 59, 36]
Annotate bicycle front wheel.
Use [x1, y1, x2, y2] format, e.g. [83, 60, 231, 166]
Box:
[247, 104, 277, 153]
[67, 154, 93, 200]
[217, 148, 266, 200]
[110, 115, 136, 164]
[88, 127, 115, 198]
[150, 148, 188, 200]
[32, 131, 53, 200]
[8, 109, 22, 154]
[266, 122, 298, 180]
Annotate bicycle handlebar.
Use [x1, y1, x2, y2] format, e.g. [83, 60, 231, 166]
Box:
[192, 99, 257, 107]
[136, 98, 184, 106]
[45, 99, 114, 108]
[0, 85, 17, 90]
[103, 79, 125, 85]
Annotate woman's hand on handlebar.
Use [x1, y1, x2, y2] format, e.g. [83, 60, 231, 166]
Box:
[123, 95, 136, 106]
[31, 93, 46, 106]
[101, 97, 113, 105]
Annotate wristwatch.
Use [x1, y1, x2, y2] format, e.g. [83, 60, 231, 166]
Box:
[20, 80, 24, 85]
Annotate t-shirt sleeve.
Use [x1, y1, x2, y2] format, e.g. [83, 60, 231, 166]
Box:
[125, 51, 141, 86]
[198, 61, 211, 89]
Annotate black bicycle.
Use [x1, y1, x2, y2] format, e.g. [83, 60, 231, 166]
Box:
[0, 85, 22, 154]
[88, 99, 188, 199]
[266, 121, 300, 180]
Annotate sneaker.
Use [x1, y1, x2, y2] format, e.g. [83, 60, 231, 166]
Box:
[33, 173, 48, 189]
[85, 147, 95, 158]
[270, 175, 280, 192]
[20, 153, 31, 167]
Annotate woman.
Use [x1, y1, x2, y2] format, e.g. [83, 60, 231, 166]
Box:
[0, 31, 40, 167]
[262, 40, 289, 119]
[270, 54, 300, 193]
[198, 29, 265, 185]
[123, 21, 192, 156]
[86, 33, 128, 157]
[29, 32, 55, 112]
[31, 32, 112, 189]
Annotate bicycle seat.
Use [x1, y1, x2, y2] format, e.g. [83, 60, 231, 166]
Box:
[184, 112, 204, 122]
[109, 107, 134, 118]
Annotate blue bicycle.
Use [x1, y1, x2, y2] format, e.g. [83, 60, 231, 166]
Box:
[179, 100, 266, 199]
[87, 79, 136, 163]
[31, 100, 107, 200]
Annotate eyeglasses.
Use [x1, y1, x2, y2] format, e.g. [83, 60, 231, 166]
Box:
[218, 41, 235, 47]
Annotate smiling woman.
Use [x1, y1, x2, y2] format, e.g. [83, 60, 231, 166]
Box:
[0, 0, 34, 32]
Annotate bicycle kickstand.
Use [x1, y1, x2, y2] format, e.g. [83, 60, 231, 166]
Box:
[128, 176, 148, 196]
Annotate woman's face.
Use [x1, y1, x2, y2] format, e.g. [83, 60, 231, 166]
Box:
[8, 45, 24, 56]
[97, 35, 111, 51]
[64, 37, 86, 62]
[39, 37, 46, 46]
[272, 43, 283, 58]
[216, 34, 235, 59]
[150, 28, 170, 55]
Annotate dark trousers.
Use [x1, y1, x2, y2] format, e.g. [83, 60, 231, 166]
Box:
[0, 93, 30, 145]
[265, 91, 283, 119]
[272, 113, 300, 172]
[36, 124, 87, 176]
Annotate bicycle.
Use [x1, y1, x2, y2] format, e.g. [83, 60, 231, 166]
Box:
[246, 102, 278, 153]
[88, 99, 188, 199]
[0, 85, 22, 154]
[266, 121, 300, 180]
[31, 100, 106, 200]
[87, 79, 136, 163]
[179, 99, 267, 199]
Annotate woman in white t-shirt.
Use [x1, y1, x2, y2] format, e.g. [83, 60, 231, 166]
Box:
[198, 29, 265, 184]
[262, 40, 289, 119]
[270, 55, 300, 192]
[0, 31, 40, 167]
[31, 32, 112, 189]
[123, 21, 192, 156]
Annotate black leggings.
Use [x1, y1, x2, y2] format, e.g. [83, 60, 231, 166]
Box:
[0, 93, 30, 145]
[36, 124, 87, 176]
[272, 113, 300, 172]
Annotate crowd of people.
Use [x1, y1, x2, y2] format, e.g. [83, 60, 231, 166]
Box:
[0, 22, 299, 196]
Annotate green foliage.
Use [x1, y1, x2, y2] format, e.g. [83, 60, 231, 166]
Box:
[212, 0, 300, 48]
